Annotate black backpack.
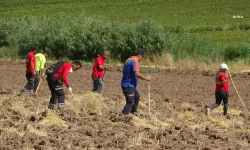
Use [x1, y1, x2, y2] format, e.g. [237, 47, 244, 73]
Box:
[46, 61, 65, 77]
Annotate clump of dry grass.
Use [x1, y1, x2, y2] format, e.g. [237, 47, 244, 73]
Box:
[229, 60, 250, 73]
[181, 102, 196, 110]
[0, 127, 25, 136]
[129, 132, 144, 146]
[40, 114, 68, 127]
[207, 116, 231, 129]
[67, 92, 107, 116]
[178, 111, 196, 121]
[27, 125, 47, 137]
[160, 53, 174, 67]
[132, 116, 170, 130]
[212, 105, 241, 115]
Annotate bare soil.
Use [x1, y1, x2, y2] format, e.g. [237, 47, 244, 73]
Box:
[1, 60, 250, 150]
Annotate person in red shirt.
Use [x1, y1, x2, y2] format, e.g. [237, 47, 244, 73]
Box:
[207, 63, 230, 116]
[21, 46, 39, 94]
[91, 51, 109, 93]
[46, 60, 82, 110]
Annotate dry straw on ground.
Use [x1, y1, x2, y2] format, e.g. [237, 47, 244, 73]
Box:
[40, 114, 68, 127]
[27, 125, 47, 137]
[67, 92, 107, 116]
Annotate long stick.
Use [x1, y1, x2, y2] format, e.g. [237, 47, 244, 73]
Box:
[148, 80, 151, 115]
[230, 76, 248, 113]
[103, 69, 106, 81]
[35, 78, 42, 93]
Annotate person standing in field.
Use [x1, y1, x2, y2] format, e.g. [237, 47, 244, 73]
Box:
[207, 63, 230, 116]
[21, 46, 39, 94]
[34, 51, 49, 92]
[46, 60, 82, 110]
[121, 49, 151, 115]
[91, 51, 109, 93]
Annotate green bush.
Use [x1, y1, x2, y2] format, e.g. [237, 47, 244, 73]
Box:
[223, 45, 250, 61]
[0, 15, 219, 62]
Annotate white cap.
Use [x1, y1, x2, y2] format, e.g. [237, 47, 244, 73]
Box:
[220, 63, 229, 70]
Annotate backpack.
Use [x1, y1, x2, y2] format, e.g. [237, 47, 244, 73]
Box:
[46, 61, 65, 77]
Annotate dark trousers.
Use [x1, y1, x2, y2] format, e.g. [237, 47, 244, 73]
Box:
[122, 87, 140, 115]
[211, 90, 229, 115]
[34, 72, 40, 92]
[47, 77, 65, 109]
[22, 72, 36, 93]
[92, 77, 104, 93]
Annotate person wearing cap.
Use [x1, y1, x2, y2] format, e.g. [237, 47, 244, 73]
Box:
[91, 51, 109, 93]
[121, 49, 151, 115]
[47, 60, 82, 109]
[207, 63, 230, 116]
[20, 46, 39, 94]
[34, 51, 49, 92]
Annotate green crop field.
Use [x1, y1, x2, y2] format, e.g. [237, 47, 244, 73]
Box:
[1, 0, 249, 27]
[0, 0, 249, 63]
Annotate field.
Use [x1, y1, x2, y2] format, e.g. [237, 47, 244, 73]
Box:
[1, 61, 250, 149]
[0, 0, 250, 62]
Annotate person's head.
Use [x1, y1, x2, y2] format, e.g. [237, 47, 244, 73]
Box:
[72, 60, 82, 71]
[133, 49, 144, 62]
[101, 51, 109, 59]
[219, 63, 229, 73]
[31, 46, 39, 54]
[43, 51, 49, 58]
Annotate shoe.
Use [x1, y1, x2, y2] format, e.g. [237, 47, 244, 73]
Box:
[206, 108, 211, 115]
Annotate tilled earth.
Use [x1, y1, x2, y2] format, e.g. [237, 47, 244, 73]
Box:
[1, 60, 250, 150]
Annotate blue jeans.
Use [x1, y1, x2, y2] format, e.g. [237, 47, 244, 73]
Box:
[92, 77, 104, 93]
[122, 87, 140, 115]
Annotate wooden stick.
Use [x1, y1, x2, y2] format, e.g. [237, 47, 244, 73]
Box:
[230, 76, 249, 113]
[35, 78, 42, 94]
[148, 80, 151, 115]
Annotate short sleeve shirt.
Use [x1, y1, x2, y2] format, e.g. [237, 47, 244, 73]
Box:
[121, 56, 139, 88]
[92, 56, 105, 79]
[215, 73, 228, 92]
[35, 53, 46, 71]
[26, 51, 36, 73]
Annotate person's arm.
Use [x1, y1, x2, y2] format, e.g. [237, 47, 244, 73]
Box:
[30, 55, 36, 76]
[133, 59, 151, 81]
[221, 74, 228, 85]
[40, 60, 46, 76]
[98, 64, 105, 70]
[62, 67, 70, 87]
[135, 72, 151, 81]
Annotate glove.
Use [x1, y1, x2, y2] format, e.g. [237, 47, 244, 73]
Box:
[68, 87, 72, 93]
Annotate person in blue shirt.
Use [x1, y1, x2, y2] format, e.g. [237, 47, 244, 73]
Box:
[121, 49, 151, 115]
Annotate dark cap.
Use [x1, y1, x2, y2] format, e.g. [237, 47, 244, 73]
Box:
[133, 49, 144, 56]
[31, 46, 39, 51]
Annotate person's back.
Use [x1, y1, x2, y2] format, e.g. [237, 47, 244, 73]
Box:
[121, 56, 139, 88]
[46, 61, 82, 109]
[26, 51, 36, 73]
[35, 53, 46, 72]
[92, 56, 105, 79]
[120, 49, 151, 115]
[20, 46, 39, 94]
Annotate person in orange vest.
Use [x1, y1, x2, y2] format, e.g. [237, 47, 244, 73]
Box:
[121, 49, 151, 115]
